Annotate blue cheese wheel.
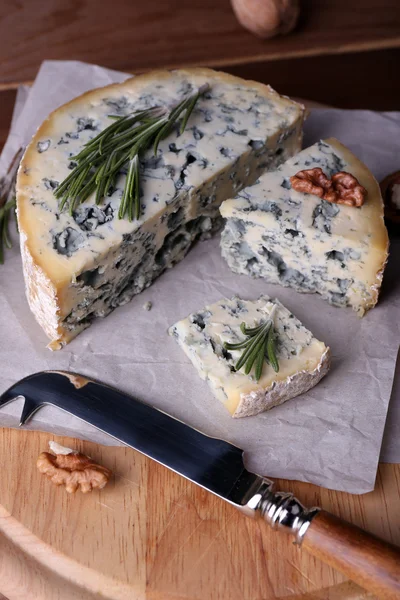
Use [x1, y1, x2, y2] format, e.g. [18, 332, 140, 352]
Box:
[169, 295, 330, 418]
[16, 68, 304, 348]
[220, 139, 389, 315]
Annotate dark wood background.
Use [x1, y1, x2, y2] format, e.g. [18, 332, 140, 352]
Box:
[1, 0, 400, 83]
[1, 0, 400, 142]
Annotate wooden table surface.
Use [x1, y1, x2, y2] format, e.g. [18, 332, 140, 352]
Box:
[1, 0, 400, 110]
[1, 2, 400, 598]
[1, 0, 400, 85]
[0, 429, 399, 600]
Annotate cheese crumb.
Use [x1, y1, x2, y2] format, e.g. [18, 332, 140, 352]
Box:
[49, 440, 74, 455]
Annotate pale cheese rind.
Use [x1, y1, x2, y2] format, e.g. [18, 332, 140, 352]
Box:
[220, 139, 389, 315]
[169, 295, 330, 418]
[16, 68, 304, 348]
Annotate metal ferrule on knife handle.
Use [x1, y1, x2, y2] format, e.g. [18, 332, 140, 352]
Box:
[243, 478, 320, 544]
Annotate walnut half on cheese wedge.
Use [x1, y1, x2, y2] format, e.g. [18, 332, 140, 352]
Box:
[16, 68, 304, 349]
[220, 139, 389, 316]
[169, 296, 330, 418]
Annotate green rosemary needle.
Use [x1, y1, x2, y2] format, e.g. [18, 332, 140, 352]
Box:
[0, 147, 22, 265]
[0, 197, 16, 265]
[55, 83, 210, 221]
[224, 312, 280, 382]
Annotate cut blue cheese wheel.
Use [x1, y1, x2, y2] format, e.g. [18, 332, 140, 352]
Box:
[169, 296, 330, 418]
[16, 68, 304, 349]
[220, 139, 389, 316]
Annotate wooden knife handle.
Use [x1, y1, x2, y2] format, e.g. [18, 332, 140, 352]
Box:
[256, 483, 400, 598]
[302, 510, 400, 600]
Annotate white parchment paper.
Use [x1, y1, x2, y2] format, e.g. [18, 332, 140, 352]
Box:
[1, 61, 399, 494]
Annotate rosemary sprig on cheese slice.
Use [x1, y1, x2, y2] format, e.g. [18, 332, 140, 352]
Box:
[17, 68, 305, 347]
[169, 296, 330, 418]
[224, 306, 279, 381]
[55, 84, 210, 221]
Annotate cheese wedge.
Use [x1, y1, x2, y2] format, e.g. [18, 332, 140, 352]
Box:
[169, 295, 330, 418]
[16, 68, 304, 348]
[220, 139, 389, 315]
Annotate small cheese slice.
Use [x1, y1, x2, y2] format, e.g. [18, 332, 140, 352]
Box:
[16, 68, 304, 348]
[220, 139, 389, 315]
[169, 295, 330, 418]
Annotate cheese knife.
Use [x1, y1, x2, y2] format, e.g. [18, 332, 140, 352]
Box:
[1, 371, 399, 599]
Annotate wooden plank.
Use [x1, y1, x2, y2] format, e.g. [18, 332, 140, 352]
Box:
[1, 47, 400, 149]
[0, 0, 399, 85]
[0, 89, 16, 150]
[1, 427, 398, 599]
[225, 49, 400, 110]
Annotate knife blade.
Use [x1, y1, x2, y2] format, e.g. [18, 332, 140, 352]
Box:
[0, 371, 264, 509]
[1, 370, 400, 599]
[0, 370, 316, 528]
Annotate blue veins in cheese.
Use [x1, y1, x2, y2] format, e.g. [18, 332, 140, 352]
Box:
[16, 68, 304, 348]
[169, 295, 330, 418]
[220, 139, 389, 316]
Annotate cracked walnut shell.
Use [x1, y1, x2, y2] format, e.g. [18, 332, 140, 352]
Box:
[290, 168, 367, 207]
[37, 445, 112, 493]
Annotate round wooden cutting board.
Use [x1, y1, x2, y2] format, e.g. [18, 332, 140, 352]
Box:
[0, 428, 399, 600]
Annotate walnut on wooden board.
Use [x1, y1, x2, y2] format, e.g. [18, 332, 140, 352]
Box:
[37, 441, 112, 493]
[290, 168, 367, 207]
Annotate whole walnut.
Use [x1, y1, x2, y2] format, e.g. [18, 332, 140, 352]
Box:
[231, 0, 300, 39]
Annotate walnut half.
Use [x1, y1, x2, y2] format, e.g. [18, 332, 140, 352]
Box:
[37, 442, 112, 493]
[290, 168, 367, 207]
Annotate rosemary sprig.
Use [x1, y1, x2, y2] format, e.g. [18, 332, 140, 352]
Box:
[55, 83, 210, 221]
[0, 197, 16, 264]
[224, 309, 279, 382]
[0, 147, 23, 264]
